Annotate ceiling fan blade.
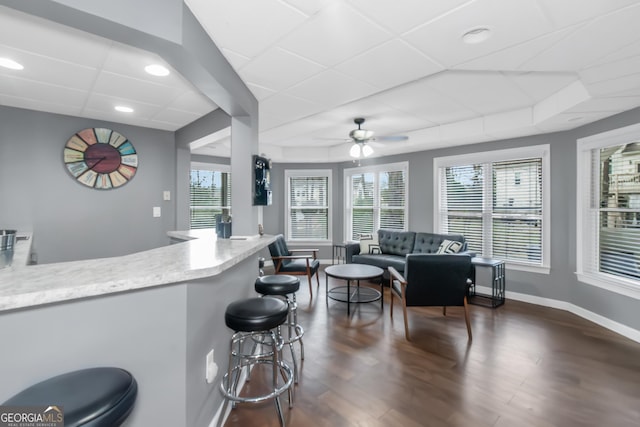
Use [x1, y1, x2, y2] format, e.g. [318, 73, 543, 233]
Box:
[376, 135, 409, 142]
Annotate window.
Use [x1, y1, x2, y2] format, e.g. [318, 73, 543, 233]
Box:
[190, 162, 231, 229]
[434, 146, 549, 272]
[285, 170, 331, 242]
[577, 124, 640, 299]
[344, 162, 408, 240]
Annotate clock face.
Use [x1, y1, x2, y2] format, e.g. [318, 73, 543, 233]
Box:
[63, 128, 138, 189]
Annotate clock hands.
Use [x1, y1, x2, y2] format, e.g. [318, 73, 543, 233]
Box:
[85, 156, 106, 169]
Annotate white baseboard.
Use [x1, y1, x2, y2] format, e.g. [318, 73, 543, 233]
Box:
[475, 285, 640, 343]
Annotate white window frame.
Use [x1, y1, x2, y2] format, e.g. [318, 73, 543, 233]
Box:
[344, 161, 409, 240]
[434, 145, 550, 274]
[577, 123, 640, 300]
[284, 169, 332, 243]
[189, 162, 231, 229]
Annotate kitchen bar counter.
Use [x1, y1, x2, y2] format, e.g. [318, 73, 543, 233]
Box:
[0, 230, 274, 312]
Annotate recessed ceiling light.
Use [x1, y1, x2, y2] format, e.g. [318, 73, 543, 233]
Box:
[115, 106, 134, 113]
[462, 27, 491, 44]
[0, 58, 24, 70]
[144, 64, 170, 76]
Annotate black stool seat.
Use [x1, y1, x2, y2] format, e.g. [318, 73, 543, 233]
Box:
[2, 367, 137, 427]
[225, 297, 289, 332]
[255, 275, 300, 296]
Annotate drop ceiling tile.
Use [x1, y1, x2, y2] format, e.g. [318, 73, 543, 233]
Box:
[92, 72, 183, 106]
[348, 0, 471, 34]
[535, 0, 640, 30]
[334, 39, 443, 91]
[455, 26, 576, 71]
[0, 75, 87, 107]
[0, 6, 110, 68]
[279, 2, 393, 67]
[507, 72, 578, 103]
[152, 108, 204, 127]
[403, 0, 554, 68]
[585, 72, 640, 97]
[170, 90, 217, 114]
[84, 93, 159, 119]
[568, 96, 640, 114]
[239, 48, 325, 92]
[282, 0, 331, 16]
[520, 4, 640, 72]
[0, 94, 82, 118]
[221, 48, 251, 71]
[186, 0, 307, 58]
[426, 71, 532, 115]
[246, 83, 277, 101]
[580, 56, 640, 84]
[0, 47, 98, 91]
[483, 108, 533, 136]
[284, 70, 377, 108]
[259, 93, 321, 123]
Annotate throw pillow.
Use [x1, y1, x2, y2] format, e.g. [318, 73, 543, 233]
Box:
[359, 233, 380, 254]
[437, 239, 463, 254]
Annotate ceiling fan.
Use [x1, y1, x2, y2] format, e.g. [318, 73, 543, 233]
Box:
[347, 118, 408, 158]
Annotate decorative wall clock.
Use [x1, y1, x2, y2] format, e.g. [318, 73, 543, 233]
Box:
[63, 128, 138, 189]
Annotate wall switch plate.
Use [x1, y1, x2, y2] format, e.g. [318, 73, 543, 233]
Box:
[153, 207, 161, 217]
[205, 349, 218, 384]
[163, 191, 171, 201]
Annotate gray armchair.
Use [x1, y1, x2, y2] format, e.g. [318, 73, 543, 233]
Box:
[268, 234, 321, 297]
[388, 253, 473, 341]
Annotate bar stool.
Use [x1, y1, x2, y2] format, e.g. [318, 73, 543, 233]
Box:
[221, 297, 293, 427]
[254, 274, 304, 384]
[2, 367, 137, 427]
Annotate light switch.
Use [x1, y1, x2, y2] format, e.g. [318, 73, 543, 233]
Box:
[153, 207, 161, 217]
[163, 191, 171, 201]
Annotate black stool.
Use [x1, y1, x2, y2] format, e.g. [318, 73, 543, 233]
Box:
[2, 367, 137, 427]
[221, 297, 293, 427]
[255, 274, 304, 384]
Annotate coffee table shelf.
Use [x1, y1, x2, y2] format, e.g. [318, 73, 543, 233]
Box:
[324, 264, 384, 315]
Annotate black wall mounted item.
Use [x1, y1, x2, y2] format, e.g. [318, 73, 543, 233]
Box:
[253, 155, 272, 206]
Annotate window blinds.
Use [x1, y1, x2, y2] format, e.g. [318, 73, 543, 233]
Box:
[190, 170, 231, 229]
[289, 176, 329, 240]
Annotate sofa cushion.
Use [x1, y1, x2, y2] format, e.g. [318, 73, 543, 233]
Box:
[352, 253, 406, 273]
[413, 232, 466, 254]
[437, 239, 464, 254]
[378, 230, 415, 256]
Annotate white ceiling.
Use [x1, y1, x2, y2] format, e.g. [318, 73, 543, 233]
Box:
[3, 1, 640, 162]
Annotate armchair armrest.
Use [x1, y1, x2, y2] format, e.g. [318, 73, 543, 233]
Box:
[388, 266, 407, 298]
[289, 248, 318, 258]
[344, 241, 361, 263]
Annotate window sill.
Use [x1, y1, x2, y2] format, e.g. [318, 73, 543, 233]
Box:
[505, 262, 550, 275]
[576, 272, 640, 300]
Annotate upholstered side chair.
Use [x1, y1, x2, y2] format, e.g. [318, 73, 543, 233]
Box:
[388, 253, 473, 341]
[268, 234, 321, 297]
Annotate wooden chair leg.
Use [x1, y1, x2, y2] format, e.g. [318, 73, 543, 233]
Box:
[402, 300, 410, 341]
[306, 272, 313, 298]
[463, 296, 472, 341]
[315, 270, 320, 289]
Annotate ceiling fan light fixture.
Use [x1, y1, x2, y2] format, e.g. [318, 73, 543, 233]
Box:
[349, 143, 362, 158]
[362, 144, 374, 157]
[350, 128, 374, 141]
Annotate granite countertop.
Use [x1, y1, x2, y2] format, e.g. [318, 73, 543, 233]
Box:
[0, 230, 275, 312]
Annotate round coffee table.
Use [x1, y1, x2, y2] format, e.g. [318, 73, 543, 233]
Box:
[324, 264, 384, 315]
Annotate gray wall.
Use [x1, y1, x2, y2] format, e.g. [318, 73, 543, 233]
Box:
[0, 106, 177, 264]
[263, 107, 640, 333]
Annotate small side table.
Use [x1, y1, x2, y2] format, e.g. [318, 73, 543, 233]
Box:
[469, 257, 505, 308]
[332, 243, 347, 265]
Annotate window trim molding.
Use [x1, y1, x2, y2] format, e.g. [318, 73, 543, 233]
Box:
[577, 123, 640, 300]
[433, 145, 550, 273]
[343, 161, 409, 240]
[284, 169, 332, 243]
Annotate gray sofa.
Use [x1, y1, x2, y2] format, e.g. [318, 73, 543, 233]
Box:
[345, 229, 469, 275]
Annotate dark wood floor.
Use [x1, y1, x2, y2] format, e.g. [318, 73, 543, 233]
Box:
[223, 267, 640, 427]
